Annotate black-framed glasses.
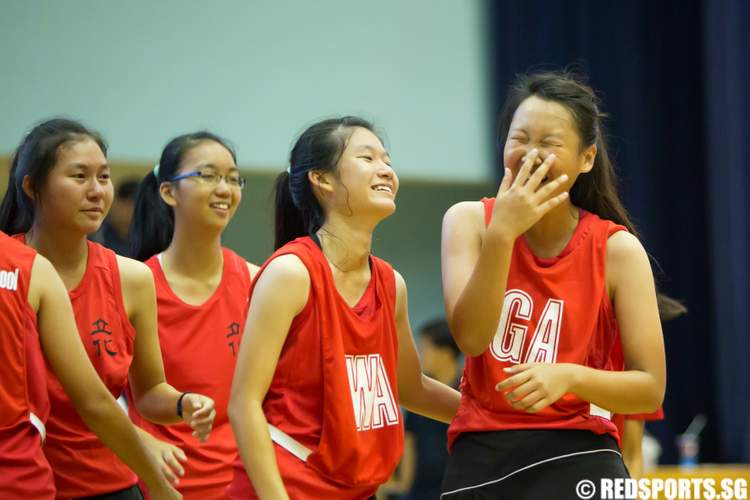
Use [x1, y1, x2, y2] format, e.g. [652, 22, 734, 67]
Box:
[170, 170, 246, 189]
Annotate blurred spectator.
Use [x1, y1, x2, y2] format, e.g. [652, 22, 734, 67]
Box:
[91, 178, 138, 257]
[379, 318, 463, 500]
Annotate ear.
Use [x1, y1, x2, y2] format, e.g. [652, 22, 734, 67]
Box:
[21, 175, 35, 200]
[159, 181, 178, 208]
[580, 143, 597, 174]
[307, 170, 334, 195]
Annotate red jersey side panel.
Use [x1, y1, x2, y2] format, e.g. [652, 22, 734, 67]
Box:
[448, 199, 626, 449]
[129, 248, 251, 499]
[228, 237, 403, 499]
[0, 232, 55, 499]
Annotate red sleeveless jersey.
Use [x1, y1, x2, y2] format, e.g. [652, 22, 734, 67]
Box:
[14, 236, 138, 498]
[128, 248, 251, 499]
[0, 232, 55, 499]
[447, 199, 626, 449]
[227, 237, 403, 500]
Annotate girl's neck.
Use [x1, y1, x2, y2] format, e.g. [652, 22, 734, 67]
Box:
[26, 221, 89, 289]
[523, 200, 581, 259]
[163, 219, 224, 279]
[317, 213, 374, 273]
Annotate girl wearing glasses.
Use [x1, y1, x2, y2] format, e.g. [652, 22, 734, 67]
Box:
[0, 118, 214, 500]
[129, 132, 258, 499]
[226, 117, 460, 499]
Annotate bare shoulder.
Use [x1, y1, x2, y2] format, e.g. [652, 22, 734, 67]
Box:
[245, 261, 261, 281]
[606, 230, 648, 264]
[256, 254, 309, 289]
[116, 255, 154, 291]
[252, 253, 310, 314]
[606, 231, 653, 294]
[443, 200, 485, 229]
[392, 269, 407, 303]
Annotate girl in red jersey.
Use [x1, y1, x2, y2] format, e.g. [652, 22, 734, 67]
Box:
[227, 117, 461, 499]
[439, 72, 678, 499]
[127, 132, 259, 499]
[0, 119, 216, 500]
[0, 230, 180, 500]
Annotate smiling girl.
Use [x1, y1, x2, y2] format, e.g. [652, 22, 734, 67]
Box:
[127, 132, 258, 499]
[227, 116, 460, 499]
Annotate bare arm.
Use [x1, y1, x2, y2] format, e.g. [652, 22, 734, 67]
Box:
[395, 271, 460, 424]
[497, 232, 666, 414]
[121, 257, 215, 440]
[443, 153, 570, 355]
[568, 232, 666, 412]
[228, 255, 310, 500]
[29, 255, 180, 500]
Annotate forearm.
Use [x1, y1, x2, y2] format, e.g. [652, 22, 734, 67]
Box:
[451, 232, 514, 355]
[401, 375, 460, 424]
[135, 382, 182, 425]
[568, 365, 663, 414]
[229, 400, 289, 500]
[75, 393, 163, 487]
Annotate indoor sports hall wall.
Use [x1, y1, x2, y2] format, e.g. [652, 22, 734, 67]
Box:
[0, 0, 493, 182]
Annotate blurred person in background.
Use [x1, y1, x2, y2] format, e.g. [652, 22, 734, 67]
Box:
[379, 318, 463, 500]
[92, 178, 139, 257]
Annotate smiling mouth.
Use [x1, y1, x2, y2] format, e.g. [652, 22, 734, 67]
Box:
[372, 185, 393, 194]
[210, 202, 230, 210]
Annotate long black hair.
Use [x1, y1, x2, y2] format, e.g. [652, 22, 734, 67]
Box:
[497, 70, 686, 319]
[274, 116, 380, 250]
[129, 131, 236, 261]
[0, 118, 107, 235]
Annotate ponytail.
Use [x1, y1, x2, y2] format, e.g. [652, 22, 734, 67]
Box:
[0, 152, 33, 234]
[129, 170, 175, 261]
[274, 171, 307, 250]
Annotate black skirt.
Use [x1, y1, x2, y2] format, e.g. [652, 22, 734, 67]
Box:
[441, 429, 631, 500]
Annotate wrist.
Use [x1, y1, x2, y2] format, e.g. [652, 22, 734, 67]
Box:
[565, 363, 586, 394]
[176, 392, 191, 419]
[484, 223, 516, 246]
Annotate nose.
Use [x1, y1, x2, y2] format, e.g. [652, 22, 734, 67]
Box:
[377, 162, 395, 179]
[521, 147, 545, 167]
[87, 177, 106, 199]
[214, 176, 232, 195]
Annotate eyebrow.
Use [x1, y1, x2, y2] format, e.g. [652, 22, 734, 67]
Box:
[510, 128, 566, 139]
[193, 163, 239, 171]
[67, 162, 108, 169]
[356, 144, 391, 157]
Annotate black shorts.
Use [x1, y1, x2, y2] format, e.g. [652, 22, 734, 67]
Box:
[75, 484, 144, 500]
[441, 429, 631, 500]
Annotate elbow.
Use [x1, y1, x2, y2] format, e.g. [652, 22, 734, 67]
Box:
[228, 393, 252, 429]
[448, 317, 491, 357]
[454, 334, 489, 357]
[227, 398, 242, 428]
[640, 374, 665, 413]
[74, 392, 118, 423]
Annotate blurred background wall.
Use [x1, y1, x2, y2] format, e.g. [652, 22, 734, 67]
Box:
[1, 0, 748, 468]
